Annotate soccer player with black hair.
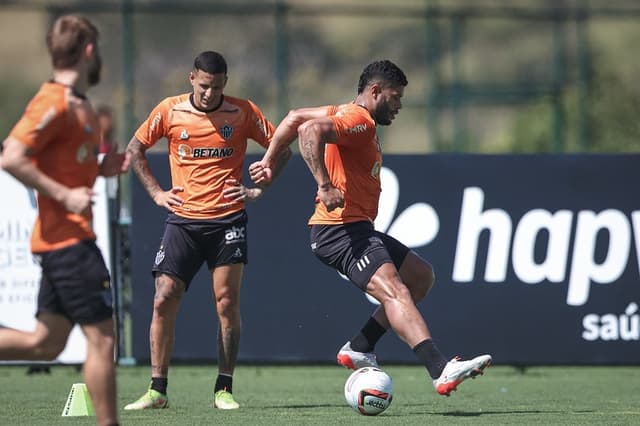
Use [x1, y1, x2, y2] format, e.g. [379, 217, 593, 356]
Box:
[125, 51, 290, 410]
[250, 60, 492, 397]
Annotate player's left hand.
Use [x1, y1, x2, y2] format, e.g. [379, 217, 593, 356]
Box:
[99, 144, 131, 176]
[223, 178, 263, 203]
[248, 161, 272, 185]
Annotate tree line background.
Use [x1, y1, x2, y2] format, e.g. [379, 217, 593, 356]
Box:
[1, 0, 639, 154]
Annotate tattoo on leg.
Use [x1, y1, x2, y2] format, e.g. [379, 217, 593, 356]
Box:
[151, 364, 168, 377]
[217, 325, 240, 374]
[155, 279, 184, 302]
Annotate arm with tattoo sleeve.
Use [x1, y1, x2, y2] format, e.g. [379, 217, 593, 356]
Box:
[126, 136, 184, 212]
[297, 118, 344, 212]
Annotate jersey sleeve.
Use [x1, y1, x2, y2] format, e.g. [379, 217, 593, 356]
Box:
[330, 108, 376, 146]
[134, 98, 170, 147]
[9, 93, 66, 154]
[246, 99, 275, 149]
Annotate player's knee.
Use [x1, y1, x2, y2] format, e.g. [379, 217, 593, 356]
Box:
[397, 282, 414, 303]
[93, 334, 115, 358]
[216, 294, 239, 319]
[153, 276, 183, 313]
[153, 293, 174, 314]
[376, 280, 412, 306]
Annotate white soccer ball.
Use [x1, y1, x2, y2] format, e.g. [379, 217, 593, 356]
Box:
[344, 367, 393, 416]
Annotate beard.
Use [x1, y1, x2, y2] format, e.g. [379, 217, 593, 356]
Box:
[377, 116, 392, 126]
[88, 54, 102, 86]
[374, 103, 394, 126]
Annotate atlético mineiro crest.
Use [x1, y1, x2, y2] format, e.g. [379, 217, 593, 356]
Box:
[220, 124, 233, 141]
[155, 246, 165, 265]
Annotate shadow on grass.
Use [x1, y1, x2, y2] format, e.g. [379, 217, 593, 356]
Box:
[277, 403, 345, 409]
[440, 409, 581, 416]
[384, 407, 596, 417]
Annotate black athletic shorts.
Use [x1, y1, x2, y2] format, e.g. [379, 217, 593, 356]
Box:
[152, 210, 248, 289]
[309, 221, 410, 290]
[35, 240, 113, 325]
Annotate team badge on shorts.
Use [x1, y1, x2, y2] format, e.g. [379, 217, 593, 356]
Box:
[154, 246, 165, 266]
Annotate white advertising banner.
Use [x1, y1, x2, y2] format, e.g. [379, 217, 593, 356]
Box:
[0, 169, 111, 364]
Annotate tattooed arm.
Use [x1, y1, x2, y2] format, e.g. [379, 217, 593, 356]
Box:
[249, 106, 328, 185]
[297, 117, 344, 212]
[126, 136, 184, 212]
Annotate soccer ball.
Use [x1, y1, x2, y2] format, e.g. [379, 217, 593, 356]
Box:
[344, 367, 393, 416]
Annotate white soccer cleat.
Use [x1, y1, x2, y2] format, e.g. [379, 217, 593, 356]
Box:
[336, 342, 379, 370]
[433, 354, 492, 396]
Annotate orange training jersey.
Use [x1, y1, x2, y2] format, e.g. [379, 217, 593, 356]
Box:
[8, 81, 101, 253]
[135, 94, 274, 219]
[308, 103, 381, 225]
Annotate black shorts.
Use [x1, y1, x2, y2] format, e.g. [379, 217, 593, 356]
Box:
[35, 240, 113, 325]
[152, 210, 248, 289]
[310, 221, 410, 290]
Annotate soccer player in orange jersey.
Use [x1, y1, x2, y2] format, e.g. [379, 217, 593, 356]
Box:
[125, 51, 289, 410]
[0, 15, 129, 426]
[250, 60, 492, 397]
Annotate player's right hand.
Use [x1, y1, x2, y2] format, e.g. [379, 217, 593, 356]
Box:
[62, 186, 95, 216]
[318, 185, 344, 212]
[248, 161, 272, 185]
[153, 186, 184, 212]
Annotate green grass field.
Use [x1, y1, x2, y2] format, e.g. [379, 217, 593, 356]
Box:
[0, 364, 639, 425]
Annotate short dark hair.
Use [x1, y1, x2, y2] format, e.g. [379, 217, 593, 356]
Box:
[194, 51, 227, 75]
[357, 60, 408, 94]
[46, 15, 99, 69]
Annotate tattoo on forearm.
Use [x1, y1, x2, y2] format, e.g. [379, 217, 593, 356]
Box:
[300, 138, 326, 181]
[129, 147, 161, 197]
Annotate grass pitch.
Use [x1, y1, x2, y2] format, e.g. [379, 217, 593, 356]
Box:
[0, 364, 639, 425]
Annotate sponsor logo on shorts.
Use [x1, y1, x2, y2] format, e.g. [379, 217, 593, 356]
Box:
[154, 246, 165, 265]
[225, 226, 246, 244]
[233, 248, 243, 258]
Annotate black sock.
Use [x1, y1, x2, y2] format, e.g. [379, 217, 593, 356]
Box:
[413, 339, 449, 379]
[349, 317, 387, 353]
[150, 377, 168, 395]
[215, 374, 233, 393]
